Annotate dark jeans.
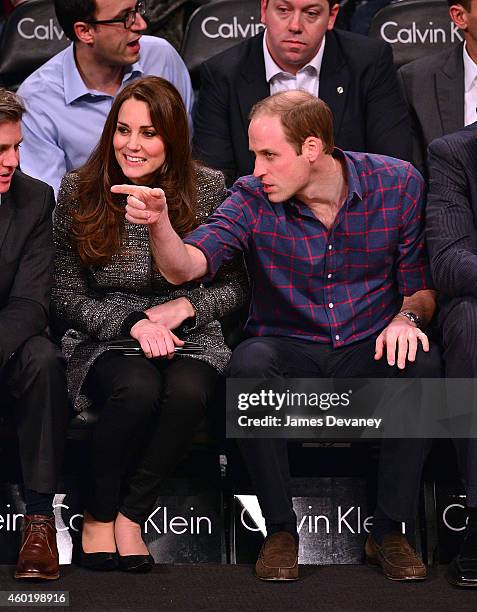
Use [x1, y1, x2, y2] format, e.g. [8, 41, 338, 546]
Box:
[1, 335, 69, 493]
[229, 335, 442, 532]
[441, 297, 477, 507]
[84, 352, 219, 523]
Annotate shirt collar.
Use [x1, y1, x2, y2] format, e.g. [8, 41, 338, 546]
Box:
[336, 148, 362, 202]
[63, 43, 144, 105]
[262, 30, 325, 82]
[287, 149, 362, 213]
[463, 42, 477, 93]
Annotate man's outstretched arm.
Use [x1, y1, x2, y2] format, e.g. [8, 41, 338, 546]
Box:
[111, 184, 208, 284]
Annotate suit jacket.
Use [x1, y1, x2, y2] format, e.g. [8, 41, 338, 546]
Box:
[426, 122, 477, 324]
[193, 29, 411, 184]
[398, 43, 464, 178]
[0, 170, 55, 368]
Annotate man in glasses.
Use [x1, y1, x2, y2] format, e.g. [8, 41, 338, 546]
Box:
[16, 0, 193, 196]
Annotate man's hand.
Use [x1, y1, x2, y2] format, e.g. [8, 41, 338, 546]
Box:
[130, 319, 184, 359]
[374, 316, 429, 369]
[145, 298, 195, 330]
[111, 184, 167, 226]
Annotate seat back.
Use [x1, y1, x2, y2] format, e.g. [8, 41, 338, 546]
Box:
[180, 0, 262, 88]
[369, 0, 462, 67]
[0, 0, 68, 88]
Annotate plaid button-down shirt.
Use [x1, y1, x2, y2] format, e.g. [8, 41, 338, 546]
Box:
[185, 150, 433, 347]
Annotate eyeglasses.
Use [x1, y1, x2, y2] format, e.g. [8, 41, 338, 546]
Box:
[86, 1, 147, 30]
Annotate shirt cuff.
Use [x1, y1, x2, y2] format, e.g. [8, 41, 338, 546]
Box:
[120, 311, 148, 336]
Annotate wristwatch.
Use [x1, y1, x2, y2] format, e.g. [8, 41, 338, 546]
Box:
[397, 310, 423, 330]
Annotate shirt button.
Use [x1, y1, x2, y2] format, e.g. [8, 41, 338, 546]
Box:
[327, 273, 332, 279]
[328, 244, 333, 250]
[335, 334, 340, 341]
[329, 302, 334, 309]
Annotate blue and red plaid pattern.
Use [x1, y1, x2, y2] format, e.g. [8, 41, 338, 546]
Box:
[185, 150, 433, 346]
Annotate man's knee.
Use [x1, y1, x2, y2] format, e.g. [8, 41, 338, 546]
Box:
[443, 298, 477, 356]
[229, 338, 284, 377]
[15, 336, 65, 377]
[410, 341, 443, 378]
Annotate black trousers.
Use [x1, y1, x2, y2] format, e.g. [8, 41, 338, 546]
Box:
[84, 352, 219, 523]
[441, 297, 477, 508]
[229, 335, 442, 531]
[1, 335, 69, 494]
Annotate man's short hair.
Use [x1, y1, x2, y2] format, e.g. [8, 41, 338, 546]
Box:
[0, 89, 25, 124]
[250, 91, 335, 155]
[54, 0, 96, 41]
[447, 0, 471, 9]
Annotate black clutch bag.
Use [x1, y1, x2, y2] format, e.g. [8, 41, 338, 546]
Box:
[104, 338, 204, 355]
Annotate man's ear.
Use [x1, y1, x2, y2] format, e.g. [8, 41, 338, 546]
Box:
[260, 0, 268, 25]
[449, 4, 469, 30]
[302, 136, 323, 162]
[327, 2, 340, 31]
[74, 21, 95, 44]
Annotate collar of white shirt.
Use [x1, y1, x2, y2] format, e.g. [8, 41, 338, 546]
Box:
[463, 41, 477, 93]
[262, 29, 326, 83]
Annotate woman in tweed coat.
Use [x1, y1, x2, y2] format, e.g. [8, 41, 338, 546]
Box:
[51, 77, 248, 572]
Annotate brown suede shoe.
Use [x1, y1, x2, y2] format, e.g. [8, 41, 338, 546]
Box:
[365, 533, 427, 581]
[255, 532, 299, 581]
[15, 515, 60, 580]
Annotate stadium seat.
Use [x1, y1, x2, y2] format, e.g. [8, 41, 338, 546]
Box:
[180, 0, 262, 88]
[0, 0, 68, 89]
[369, 0, 461, 67]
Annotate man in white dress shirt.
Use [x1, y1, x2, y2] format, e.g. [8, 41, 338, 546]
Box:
[193, 0, 411, 184]
[398, 0, 477, 177]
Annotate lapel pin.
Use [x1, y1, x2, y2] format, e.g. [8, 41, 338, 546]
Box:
[337, 86, 344, 94]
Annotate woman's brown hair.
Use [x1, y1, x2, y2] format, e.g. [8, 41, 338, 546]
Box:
[71, 76, 197, 266]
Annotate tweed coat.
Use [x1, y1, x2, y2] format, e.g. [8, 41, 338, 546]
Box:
[51, 166, 249, 412]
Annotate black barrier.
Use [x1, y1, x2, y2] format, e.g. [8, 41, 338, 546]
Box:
[369, 0, 463, 67]
[231, 478, 378, 565]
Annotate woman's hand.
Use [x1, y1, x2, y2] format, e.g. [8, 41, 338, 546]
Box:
[130, 319, 184, 359]
[145, 298, 195, 330]
[111, 184, 167, 226]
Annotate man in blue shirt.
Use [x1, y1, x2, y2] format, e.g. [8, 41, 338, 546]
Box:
[17, 0, 193, 195]
[113, 91, 441, 582]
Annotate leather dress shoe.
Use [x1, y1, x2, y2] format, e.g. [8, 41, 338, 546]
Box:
[365, 533, 427, 581]
[447, 553, 477, 587]
[255, 532, 299, 581]
[80, 549, 118, 571]
[119, 554, 154, 573]
[446, 531, 477, 588]
[15, 515, 59, 580]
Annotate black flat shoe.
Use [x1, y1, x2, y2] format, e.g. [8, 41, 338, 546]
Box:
[80, 550, 118, 571]
[118, 554, 154, 573]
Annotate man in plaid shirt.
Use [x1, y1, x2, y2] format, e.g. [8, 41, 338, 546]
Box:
[113, 90, 441, 583]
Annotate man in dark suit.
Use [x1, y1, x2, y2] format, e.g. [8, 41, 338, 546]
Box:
[0, 89, 69, 580]
[427, 123, 477, 588]
[398, 1, 473, 177]
[193, 0, 411, 184]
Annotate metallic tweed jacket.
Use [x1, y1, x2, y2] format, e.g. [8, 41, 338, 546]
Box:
[51, 167, 249, 413]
